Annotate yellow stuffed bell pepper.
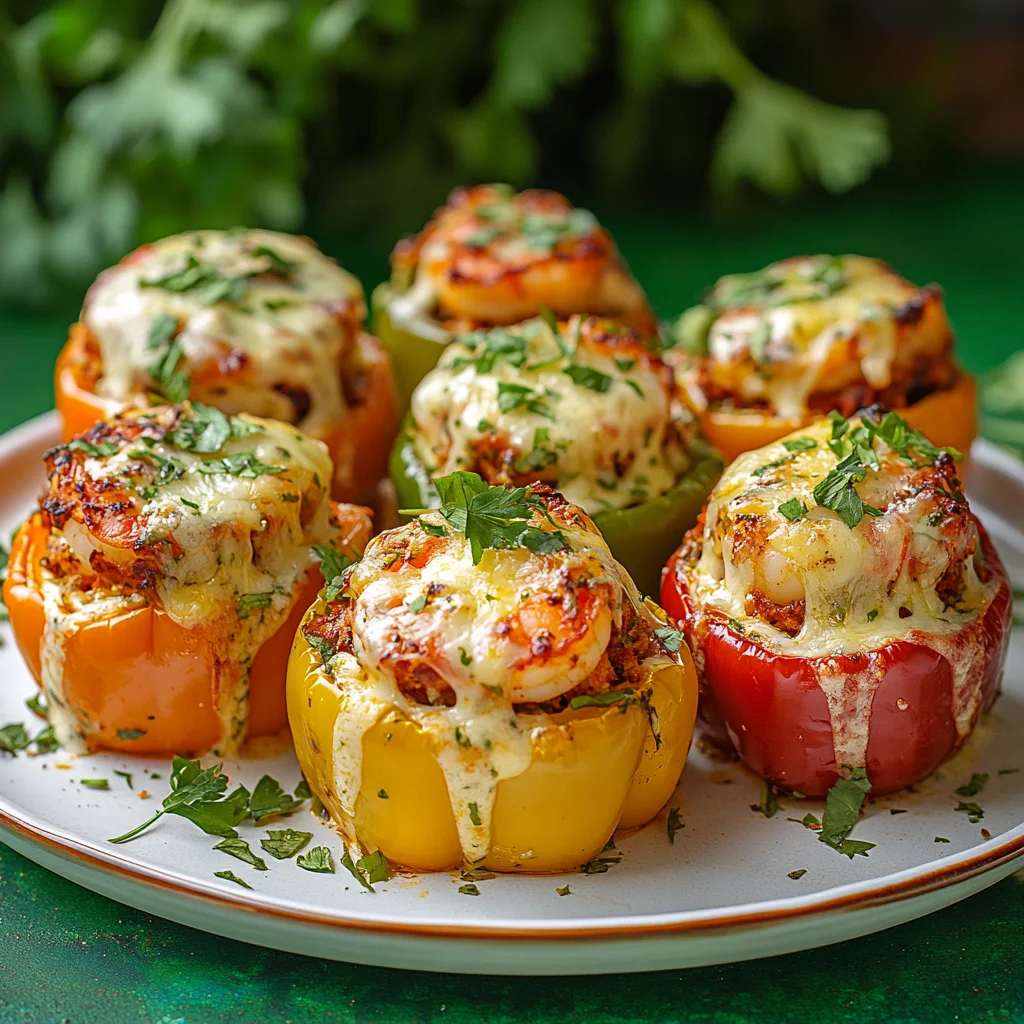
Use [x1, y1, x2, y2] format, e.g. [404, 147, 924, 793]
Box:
[287, 471, 698, 873]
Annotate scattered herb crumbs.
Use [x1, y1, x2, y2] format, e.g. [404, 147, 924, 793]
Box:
[787, 869, 807, 880]
[751, 780, 779, 818]
[654, 626, 684, 652]
[377, 789, 388, 799]
[459, 884, 481, 896]
[867, 609, 879, 622]
[214, 869, 252, 889]
[214, 838, 267, 871]
[260, 829, 313, 860]
[81, 778, 109, 790]
[250, 774, 304, 822]
[954, 801, 984, 823]
[297, 847, 335, 873]
[955, 773, 989, 797]
[461, 868, 497, 883]
[999, 768, 1020, 776]
[579, 855, 621, 875]
[556, 885, 571, 896]
[934, 837, 950, 843]
[666, 807, 684, 844]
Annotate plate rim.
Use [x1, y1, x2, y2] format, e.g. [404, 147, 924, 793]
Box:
[1, 411, 1022, 944]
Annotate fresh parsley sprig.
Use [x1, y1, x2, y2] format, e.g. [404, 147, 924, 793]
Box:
[400, 471, 568, 566]
[817, 767, 875, 858]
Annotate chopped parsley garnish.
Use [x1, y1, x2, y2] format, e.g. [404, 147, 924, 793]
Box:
[752, 457, 790, 478]
[0, 723, 30, 754]
[116, 729, 147, 741]
[147, 338, 190, 403]
[817, 768, 875, 858]
[555, 885, 571, 896]
[196, 451, 285, 478]
[456, 327, 529, 373]
[260, 829, 313, 860]
[496, 381, 553, 419]
[778, 498, 807, 522]
[146, 313, 178, 351]
[402, 472, 568, 566]
[249, 774, 305, 823]
[782, 437, 817, 452]
[468, 801, 482, 826]
[81, 778, 109, 790]
[787, 869, 807, 880]
[459, 647, 472, 666]
[751, 780, 779, 818]
[297, 846, 335, 873]
[654, 626, 684, 652]
[378, 789, 388, 799]
[458, 884, 481, 896]
[579, 853, 622, 874]
[406, 594, 428, 613]
[114, 770, 133, 789]
[214, 869, 253, 889]
[666, 807, 684, 844]
[168, 402, 257, 454]
[108, 756, 249, 844]
[339, 848, 388, 890]
[999, 767, 1020, 776]
[312, 545, 357, 602]
[214, 838, 267, 871]
[67, 439, 119, 458]
[568, 691, 633, 710]
[614, 357, 636, 372]
[867, 609, 879, 622]
[955, 773, 989, 797]
[563, 364, 613, 393]
[624, 379, 644, 398]
[237, 592, 273, 618]
[954, 801, 984, 823]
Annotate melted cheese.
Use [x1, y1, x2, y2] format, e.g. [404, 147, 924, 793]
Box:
[41, 409, 339, 753]
[313, 505, 663, 863]
[687, 416, 999, 768]
[410, 319, 690, 512]
[83, 230, 365, 437]
[698, 255, 948, 418]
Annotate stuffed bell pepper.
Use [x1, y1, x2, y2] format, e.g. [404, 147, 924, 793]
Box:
[56, 229, 397, 505]
[662, 410, 1010, 796]
[3, 403, 371, 756]
[288, 472, 698, 872]
[668, 255, 977, 462]
[390, 314, 722, 596]
[372, 184, 658, 407]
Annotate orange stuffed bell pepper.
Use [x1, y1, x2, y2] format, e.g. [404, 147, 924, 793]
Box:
[666, 255, 977, 463]
[3, 403, 370, 756]
[287, 471, 698, 873]
[55, 228, 397, 506]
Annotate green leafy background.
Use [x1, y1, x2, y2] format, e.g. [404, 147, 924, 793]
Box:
[0, 0, 911, 301]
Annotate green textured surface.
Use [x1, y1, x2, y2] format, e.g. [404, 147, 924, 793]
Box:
[2, 170, 1023, 1021]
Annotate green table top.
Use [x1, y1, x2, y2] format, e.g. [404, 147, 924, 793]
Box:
[1, 170, 1023, 1021]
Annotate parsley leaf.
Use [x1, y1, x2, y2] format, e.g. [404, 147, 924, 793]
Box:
[0, 723, 31, 754]
[782, 437, 817, 452]
[407, 594, 428, 613]
[458, 883, 481, 896]
[147, 313, 178, 351]
[339, 850, 374, 889]
[496, 381, 553, 419]
[312, 544, 351, 583]
[778, 498, 807, 522]
[357, 850, 390, 884]
[654, 626, 684, 652]
[751, 780, 779, 818]
[214, 869, 253, 889]
[109, 756, 249, 844]
[67, 439, 118, 458]
[818, 768, 875, 857]
[298, 846, 335, 873]
[237, 592, 273, 618]
[954, 801, 984, 823]
[787, 869, 808, 880]
[250, 775, 305, 823]
[666, 807, 684, 844]
[955, 773, 989, 797]
[196, 451, 285, 478]
[568, 691, 634, 710]
[214, 838, 268, 871]
[147, 338, 190, 403]
[261, 829, 313, 860]
[563, 364, 613, 393]
[168, 402, 234, 453]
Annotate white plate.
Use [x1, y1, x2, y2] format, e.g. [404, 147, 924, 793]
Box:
[1, 412, 1023, 976]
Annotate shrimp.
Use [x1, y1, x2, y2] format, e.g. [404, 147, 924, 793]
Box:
[393, 185, 656, 335]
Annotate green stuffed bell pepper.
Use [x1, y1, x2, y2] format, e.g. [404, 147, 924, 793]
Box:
[372, 183, 658, 411]
[389, 314, 722, 596]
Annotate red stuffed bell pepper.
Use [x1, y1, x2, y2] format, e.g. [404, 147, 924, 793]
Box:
[661, 409, 1011, 796]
